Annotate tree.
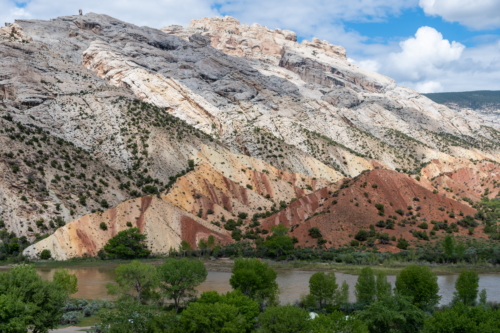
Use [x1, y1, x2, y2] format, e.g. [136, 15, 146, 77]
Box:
[258, 305, 311, 333]
[191, 290, 260, 332]
[359, 294, 425, 333]
[376, 272, 392, 300]
[98, 297, 163, 333]
[0, 264, 68, 333]
[229, 258, 279, 305]
[453, 269, 479, 306]
[40, 249, 51, 259]
[423, 302, 500, 333]
[443, 235, 455, 261]
[103, 228, 151, 259]
[157, 258, 207, 312]
[355, 267, 376, 305]
[106, 260, 159, 303]
[336, 281, 350, 306]
[309, 271, 338, 308]
[53, 268, 78, 295]
[180, 240, 192, 257]
[395, 265, 441, 309]
[309, 311, 369, 333]
[263, 225, 294, 258]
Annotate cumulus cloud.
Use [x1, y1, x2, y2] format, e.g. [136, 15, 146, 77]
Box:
[419, 0, 500, 30]
[385, 26, 464, 81]
[358, 26, 500, 93]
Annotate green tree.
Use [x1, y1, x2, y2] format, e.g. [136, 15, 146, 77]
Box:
[309, 271, 338, 308]
[106, 260, 159, 303]
[263, 225, 294, 258]
[359, 294, 426, 333]
[180, 302, 245, 333]
[180, 240, 192, 256]
[376, 272, 392, 300]
[53, 268, 78, 295]
[40, 249, 51, 259]
[336, 281, 350, 306]
[443, 235, 455, 261]
[103, 228, 151, 259]
[157, 258, 207, 312]
[98, 298, 163, 333]
[423, 302, 500, 333]
[395, 265, 441, 309]
[230, 258, 279, 305]
[258, 305, 311, 333]
[309, 311, 369, 333]
[453, 269, 479, 306]
[355, 267, 376, 305]
[0, 264, 68, 333]
[193, 290, 260, 332]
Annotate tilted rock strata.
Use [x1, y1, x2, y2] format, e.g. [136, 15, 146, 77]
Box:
[23, 196, 231, 260]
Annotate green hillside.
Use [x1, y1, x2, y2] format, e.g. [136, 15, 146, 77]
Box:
[424, 90, 500, 110]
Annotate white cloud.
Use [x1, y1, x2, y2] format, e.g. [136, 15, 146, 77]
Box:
[358, 59, 381, 72]
[384, 26, 464, 81]
[413, 81, 443, 93]
[419, 0, 500, 30]
[357, 26, 500, 92]
[0, 0, 218, 28]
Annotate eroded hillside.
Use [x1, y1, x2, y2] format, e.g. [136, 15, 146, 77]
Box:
[0, 13, 498, 259]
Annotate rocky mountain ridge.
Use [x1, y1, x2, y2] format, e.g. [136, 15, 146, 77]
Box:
[0, 13, 498, 259]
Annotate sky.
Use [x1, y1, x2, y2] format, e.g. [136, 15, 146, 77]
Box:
[1, 0, 500, 93]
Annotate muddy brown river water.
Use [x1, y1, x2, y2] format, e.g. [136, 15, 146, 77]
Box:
[10, 265, 499, 306]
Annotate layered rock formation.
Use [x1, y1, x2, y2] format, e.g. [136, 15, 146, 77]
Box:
[0, 12, 496, 258]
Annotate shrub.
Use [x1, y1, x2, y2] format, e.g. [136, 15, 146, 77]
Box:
[60, 312, 80, 325]
[238, 212, 248, 219]
[418, 222, 428, 229]
[308, 227, 322, 238]
[99, 222, 108, 231]
[350, 240, 360, 247]
[396, 237, 409, 250]
[40, 249, 51, 260]
[354, 230, 369, 241]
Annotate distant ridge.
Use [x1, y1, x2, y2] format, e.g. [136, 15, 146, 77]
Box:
[424, 90, 500, 110]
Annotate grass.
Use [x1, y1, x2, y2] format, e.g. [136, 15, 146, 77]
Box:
[25, 256, 500, 275]
[76, 315, 101, 327]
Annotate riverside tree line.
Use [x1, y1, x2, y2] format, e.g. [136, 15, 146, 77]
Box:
[1, 258, 500, 332]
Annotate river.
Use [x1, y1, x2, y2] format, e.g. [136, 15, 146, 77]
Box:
[16, 265, 500, 306]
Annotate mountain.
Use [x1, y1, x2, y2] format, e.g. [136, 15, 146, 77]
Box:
[424, 90, 500, 111]
[425, 90, 500, 127]
[0, 13, 498, 259]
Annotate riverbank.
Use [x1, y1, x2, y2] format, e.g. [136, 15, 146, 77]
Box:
[11, 257, 500, 275]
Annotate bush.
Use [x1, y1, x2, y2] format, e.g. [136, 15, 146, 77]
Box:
[99, 222, 108, 231]
[40, 249, 51, 260]
[308, 227, 322, 238]
[350, 240, 360, 247]
[355, 230, 369, 242]
[397, 237, 409, 250]
[418, 222, 428, 229]
[60, 311, 81, 325]
[238, 212, 248, 219]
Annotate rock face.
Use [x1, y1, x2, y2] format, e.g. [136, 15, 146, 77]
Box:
[0, 12, 496, 258]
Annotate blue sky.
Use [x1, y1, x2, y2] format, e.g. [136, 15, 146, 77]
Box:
[2, 0, 500, 93]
